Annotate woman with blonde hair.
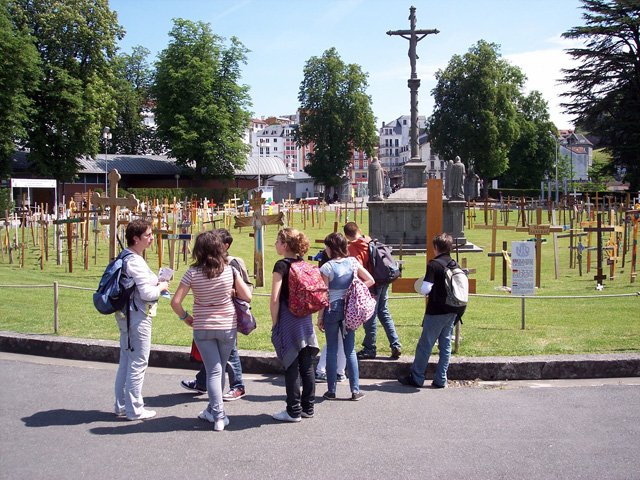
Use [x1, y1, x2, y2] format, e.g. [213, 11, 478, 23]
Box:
[171, 231, 252, 431]
[270, 228, 319, 422]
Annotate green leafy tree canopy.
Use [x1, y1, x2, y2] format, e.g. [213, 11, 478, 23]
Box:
[153, 19, 252, 178]
[561, 0, 640, 190]
[0, 0, 40, 178]
[296, 47, 377, 188]
[428, 40, 525, 196]
[11, 0, 123, 182]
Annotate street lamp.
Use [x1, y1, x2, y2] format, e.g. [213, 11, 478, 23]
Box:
[102, 126, 112, 192]
[548, 131, 559, 205]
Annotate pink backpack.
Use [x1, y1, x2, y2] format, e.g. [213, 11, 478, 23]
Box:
[288, 259, 329, 317]
[344, 258, 377, 331]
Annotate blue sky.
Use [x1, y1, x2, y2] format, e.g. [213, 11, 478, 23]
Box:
[110, 0, 586, 129]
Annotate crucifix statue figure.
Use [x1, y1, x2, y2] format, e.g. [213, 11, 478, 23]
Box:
[387, 6, 439, 172]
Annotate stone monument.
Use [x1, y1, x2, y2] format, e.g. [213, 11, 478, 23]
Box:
[368, 6, 469, 250]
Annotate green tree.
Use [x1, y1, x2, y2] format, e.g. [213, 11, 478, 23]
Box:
[10, 0, 123, 182]
[296, 47, 377, 188]
[561, 0, 640, 190]
[500, 91, 557, 189]
[428, 40, 524, 197]
[153, 19, 251, 178]
[110, 46, 158, 155]
[0, 0, 39, 178]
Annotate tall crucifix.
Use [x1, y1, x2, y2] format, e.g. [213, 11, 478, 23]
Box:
[387, 6, 439, 187]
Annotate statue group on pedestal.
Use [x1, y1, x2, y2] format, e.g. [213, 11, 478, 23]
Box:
[445, 155, 480, 201]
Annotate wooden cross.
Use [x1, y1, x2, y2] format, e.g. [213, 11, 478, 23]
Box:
[476, 209, 515, 281]
[234, 190, 285, 287]
[582, 213, 615, 286]
[515, 208, 563, 288]
[556, 219, 587, 270]
[487, 240, 511, 287]
[627, 208, 639, 283]
[52, 216, 83, 272]
[92, 169, 139, 261]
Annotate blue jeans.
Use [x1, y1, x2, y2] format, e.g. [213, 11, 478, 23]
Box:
[361, 284, 401, 354]
[196, 344, 244, 390]
[410, 312, 457, 387]
[324, 299, 360, 394]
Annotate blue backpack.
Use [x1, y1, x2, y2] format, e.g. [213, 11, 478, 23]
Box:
[93, 250, 136, 314]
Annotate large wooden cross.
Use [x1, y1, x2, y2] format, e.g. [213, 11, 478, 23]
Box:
[583, 213, 615, 286]
[475, 209, 515, 281]
[234, 190, 285, 287]
[92, 169, 139, 261]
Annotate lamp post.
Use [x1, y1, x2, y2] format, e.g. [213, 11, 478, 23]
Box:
[549, 131, 559, 205]
[102, 126, 112, 192]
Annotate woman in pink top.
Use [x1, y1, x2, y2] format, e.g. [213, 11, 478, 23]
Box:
[172, 231, 252, 431]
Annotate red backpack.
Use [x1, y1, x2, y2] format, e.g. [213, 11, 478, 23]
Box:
[287, 259, 329, 317]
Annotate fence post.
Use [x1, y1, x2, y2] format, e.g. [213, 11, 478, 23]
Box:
[53, 281, 59, 333]
[521, 295, 526, 330]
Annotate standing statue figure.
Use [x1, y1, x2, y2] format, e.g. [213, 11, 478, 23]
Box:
[449, 156, 466, 200]
[444, 159, 454, 198]
[368, 157, 384, 201]
[464, 167, 480, 201]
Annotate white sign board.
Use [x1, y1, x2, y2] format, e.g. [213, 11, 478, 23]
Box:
[511, 241, 535, 295]
[10, 178, 57, 188]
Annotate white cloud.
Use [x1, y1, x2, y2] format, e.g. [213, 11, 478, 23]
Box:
[505, 36, 583, 129]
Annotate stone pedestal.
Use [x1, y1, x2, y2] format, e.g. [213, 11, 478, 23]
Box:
[368, 189, 467, 249]
[402, 161, 426, 189]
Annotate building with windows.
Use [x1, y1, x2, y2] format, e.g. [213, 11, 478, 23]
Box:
[378, 115, 427, 185]
[558, 130, 593, 182]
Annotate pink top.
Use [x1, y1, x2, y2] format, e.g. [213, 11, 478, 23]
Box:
[180, 265, 236, 330]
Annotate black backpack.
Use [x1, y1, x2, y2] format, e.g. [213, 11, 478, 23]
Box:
[367, 239, 400, 286]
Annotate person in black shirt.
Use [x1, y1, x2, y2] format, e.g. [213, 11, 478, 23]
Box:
[398, 233, 464, 388]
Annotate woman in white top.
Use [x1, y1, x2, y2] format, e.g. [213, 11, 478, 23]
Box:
[172, 231, 252, 431]
[114, 219, 169, 421]
[318, 233, 374, 401]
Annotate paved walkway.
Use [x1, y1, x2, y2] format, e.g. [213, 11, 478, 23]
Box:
[2, 352, 639, 480]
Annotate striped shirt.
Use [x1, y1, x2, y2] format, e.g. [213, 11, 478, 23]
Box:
[179, 265, 236, 330]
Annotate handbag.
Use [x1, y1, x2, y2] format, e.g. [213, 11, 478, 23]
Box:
[344, 258, 377, 331]
[232, 267, 256, 335]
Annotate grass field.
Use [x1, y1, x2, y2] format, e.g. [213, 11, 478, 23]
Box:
[0, 207, 638, 357]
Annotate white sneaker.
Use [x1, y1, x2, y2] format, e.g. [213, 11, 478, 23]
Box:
[126, 409, 156, 421]
[272, 410, 301, 423]
[198, 408, 215, 423]
[214, 416, 230, 431]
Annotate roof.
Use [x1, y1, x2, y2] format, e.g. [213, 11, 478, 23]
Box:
[12, 152, 289, 178]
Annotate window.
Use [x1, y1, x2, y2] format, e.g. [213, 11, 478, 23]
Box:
[395, 139, 399, 147]
[395, 148, 399, 156]
[274, 147, 278, 151]
[431, 161, 435, 169]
